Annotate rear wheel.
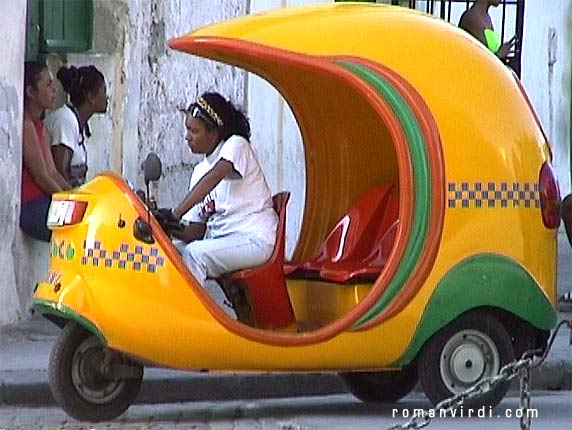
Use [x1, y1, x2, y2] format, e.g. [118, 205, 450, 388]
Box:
[340, 364, 418, 403]
[417, 311, 514, 409]
[49, 322, 143, 422]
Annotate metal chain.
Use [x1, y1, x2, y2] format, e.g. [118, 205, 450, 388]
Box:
[519, 366, 531, 430]
[387, 319, 572, 430]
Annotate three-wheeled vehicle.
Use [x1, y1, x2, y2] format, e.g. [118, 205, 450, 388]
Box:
[33, 3, 560, 422]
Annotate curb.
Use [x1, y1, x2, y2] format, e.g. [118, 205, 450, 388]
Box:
[1, 362, 571, 407]
[0, 371, 347, 406]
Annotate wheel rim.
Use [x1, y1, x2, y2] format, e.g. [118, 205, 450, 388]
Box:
[439, 329, 500, 394]
[71, 336, 126, 404]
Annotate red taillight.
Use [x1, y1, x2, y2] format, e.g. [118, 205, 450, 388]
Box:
[539, 162, 561, 229]
[46, 200, 88, 227]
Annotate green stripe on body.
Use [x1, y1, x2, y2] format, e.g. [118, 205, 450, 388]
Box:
[392, 254, 556, 366]
[336, 61, 431, 327]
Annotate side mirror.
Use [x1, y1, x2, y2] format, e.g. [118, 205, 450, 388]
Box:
[135, 153, 162, 244]
[143, 153, 162, 185]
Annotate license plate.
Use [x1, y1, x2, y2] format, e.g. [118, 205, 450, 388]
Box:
[46, 200, 72, 227]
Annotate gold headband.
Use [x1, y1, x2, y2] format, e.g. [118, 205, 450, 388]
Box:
[196, 96, 224, 127]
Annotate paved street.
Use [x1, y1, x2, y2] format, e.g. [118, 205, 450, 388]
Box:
[1, 392, 571, 430]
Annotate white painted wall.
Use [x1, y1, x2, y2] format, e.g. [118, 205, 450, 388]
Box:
[521, 0, 572, 195]
[248, 0, 331, 258]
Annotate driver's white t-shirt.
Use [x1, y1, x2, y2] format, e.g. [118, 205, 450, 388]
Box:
[182, 135, 277, 247]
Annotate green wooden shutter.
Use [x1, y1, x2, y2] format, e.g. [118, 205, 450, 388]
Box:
[40, 0, 93, 52]
[25, 0, 41, 61]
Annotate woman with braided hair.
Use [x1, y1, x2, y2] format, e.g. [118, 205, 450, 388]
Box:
[44, 65, 108, 187]
[166, 92, 277, 315]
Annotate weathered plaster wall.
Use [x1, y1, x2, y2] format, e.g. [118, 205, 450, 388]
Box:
[0, 0, 27, 325]
[133, 0, 248, 206]
[78, 0, 249, 205]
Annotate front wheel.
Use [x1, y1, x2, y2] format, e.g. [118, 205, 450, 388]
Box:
[417, 311, 514, 409]
[49, 322, 143, 422]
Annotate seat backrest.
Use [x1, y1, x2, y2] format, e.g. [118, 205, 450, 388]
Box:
[310, 185, 393, 264]
[364, 190, 399, 267]
[223, 191, 294, 328]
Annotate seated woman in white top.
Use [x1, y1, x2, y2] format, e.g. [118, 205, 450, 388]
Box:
[167, 92, 277, 312]
[44, 65, 108, 187]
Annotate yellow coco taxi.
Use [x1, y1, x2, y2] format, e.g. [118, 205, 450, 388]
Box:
[33, 3, 560, 422]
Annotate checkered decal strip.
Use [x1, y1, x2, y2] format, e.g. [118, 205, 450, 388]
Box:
[447, 182, 540, 209]
[80, 241, 165, 273]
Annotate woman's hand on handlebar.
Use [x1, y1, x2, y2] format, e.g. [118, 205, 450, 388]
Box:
[152, 208, 184, 234]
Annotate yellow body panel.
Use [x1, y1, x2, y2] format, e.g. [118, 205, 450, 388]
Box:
[286, 280, 371, 328]
[34, 4, 556, 372]
[35, 175, 417, 370]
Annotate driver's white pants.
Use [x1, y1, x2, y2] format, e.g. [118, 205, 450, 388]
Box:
[173, 235, 273, 316]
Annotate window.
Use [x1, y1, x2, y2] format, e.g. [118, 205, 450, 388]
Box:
[391, 0, 525, 76]
[26, 0, 93, 61]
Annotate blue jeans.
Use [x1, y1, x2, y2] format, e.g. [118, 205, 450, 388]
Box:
[20, 195, 52, 242]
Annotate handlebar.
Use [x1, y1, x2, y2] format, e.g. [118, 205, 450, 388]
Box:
[151, 208, 184, 234]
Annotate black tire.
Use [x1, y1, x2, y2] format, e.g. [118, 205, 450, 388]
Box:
[340, 365, 418, 403]
[417, 311, 514, 409]
[49, 322, 143, 422]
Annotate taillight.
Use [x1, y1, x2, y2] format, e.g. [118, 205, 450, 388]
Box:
[46, 200, 88, 227]
[539, 162, 560, 229]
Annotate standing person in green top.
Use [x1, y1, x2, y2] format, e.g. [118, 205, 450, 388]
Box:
[458, 0, 516, 60]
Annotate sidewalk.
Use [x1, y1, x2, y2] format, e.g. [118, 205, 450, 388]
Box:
[0, 309, 571, 406]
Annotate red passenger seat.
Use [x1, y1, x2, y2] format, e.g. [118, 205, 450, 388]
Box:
[285, 185, 399, 283]
[318, 191, 399, 282]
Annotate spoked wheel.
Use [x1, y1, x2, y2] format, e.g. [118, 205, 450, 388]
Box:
[340, 364, 418, 403]
[49, 322, 143, 422]
[418, 311, 514, 409]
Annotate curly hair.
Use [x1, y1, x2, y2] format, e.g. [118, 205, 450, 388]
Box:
[57, 65, 105, 107]
[187, 92, 251, 141]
